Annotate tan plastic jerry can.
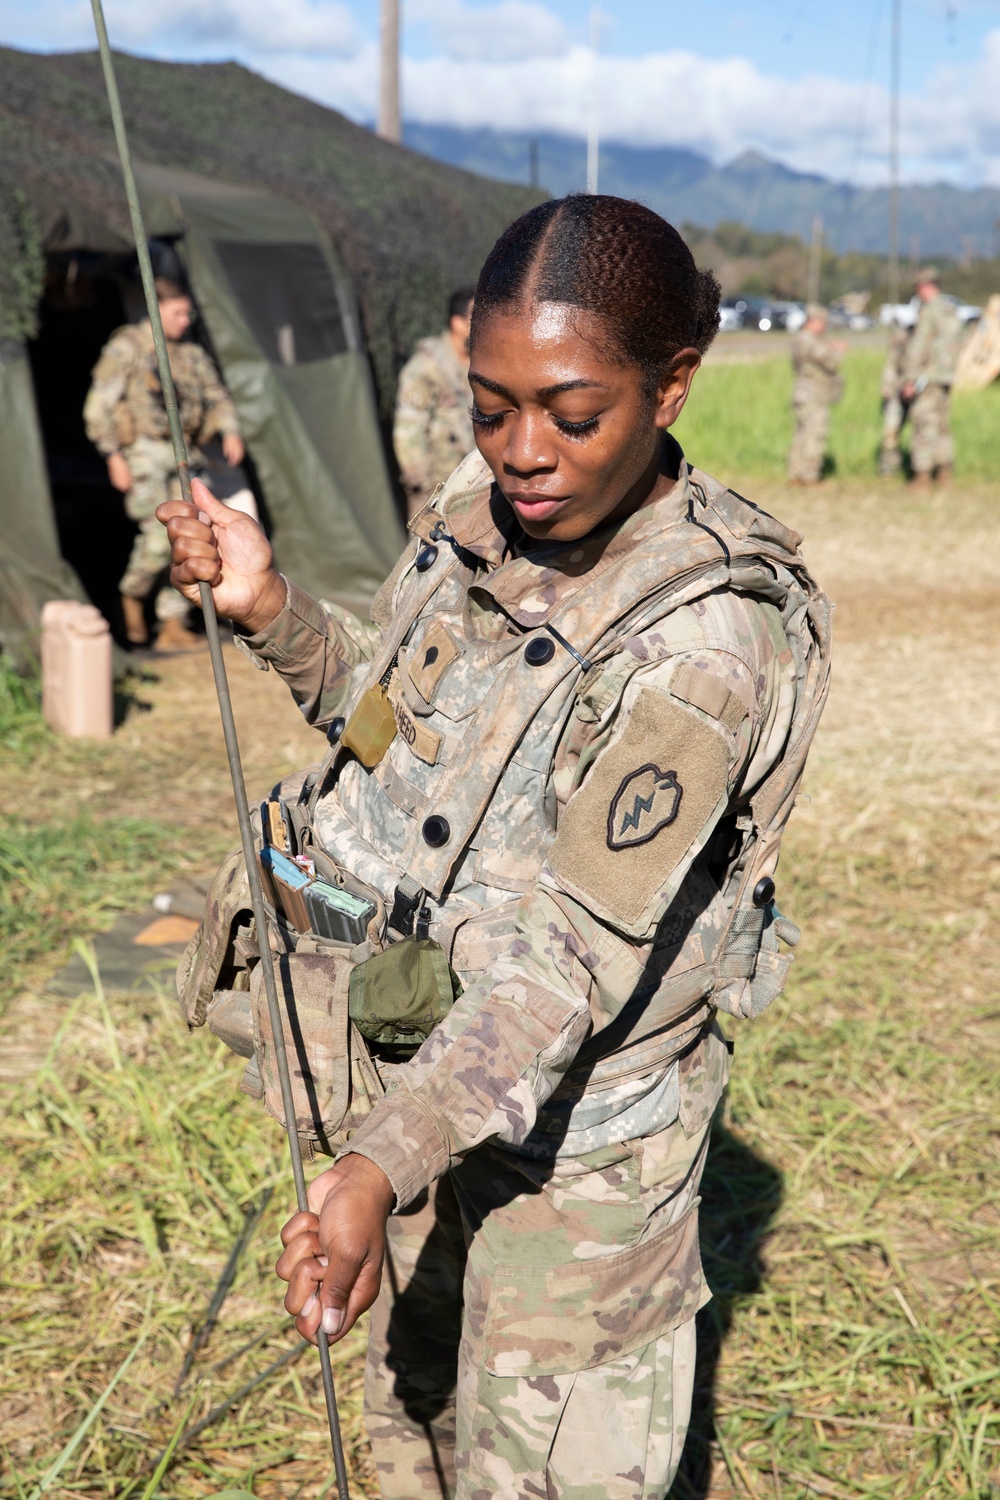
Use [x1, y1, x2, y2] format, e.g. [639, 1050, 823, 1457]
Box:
[41, 600, 113, 739]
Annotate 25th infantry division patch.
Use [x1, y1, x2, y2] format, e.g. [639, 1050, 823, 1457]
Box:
[607, 765, 683, 850]
[546, 686, 732, 930]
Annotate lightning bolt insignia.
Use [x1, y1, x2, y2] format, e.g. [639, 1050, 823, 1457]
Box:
[619, 788, 656, 836]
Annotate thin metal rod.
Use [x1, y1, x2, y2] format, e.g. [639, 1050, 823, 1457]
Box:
[88, 8, 350, 1495]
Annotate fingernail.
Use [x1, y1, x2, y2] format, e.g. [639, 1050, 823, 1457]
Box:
[321, 1307, 343, 1336]
[317, 1256, 329, 1268]
[301, 1293, 317, 1318]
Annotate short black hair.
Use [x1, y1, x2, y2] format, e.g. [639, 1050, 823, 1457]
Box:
[470, 196, 720, 393]
[448, 287, 475, 322]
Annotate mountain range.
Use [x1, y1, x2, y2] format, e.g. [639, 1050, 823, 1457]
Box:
[404, 124, 1000, 260]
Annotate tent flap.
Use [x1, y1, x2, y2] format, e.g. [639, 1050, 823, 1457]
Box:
[137, 165, 403, 614]
[0, 343, 87, 663]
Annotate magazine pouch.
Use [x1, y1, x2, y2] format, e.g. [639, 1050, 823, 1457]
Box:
[249, 947, 386, 1159]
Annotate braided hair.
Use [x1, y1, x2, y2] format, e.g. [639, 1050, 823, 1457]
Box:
[471, 195, 720, 394]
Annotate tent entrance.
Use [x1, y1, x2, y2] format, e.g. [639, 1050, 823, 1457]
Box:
[28, 252, 140, 642]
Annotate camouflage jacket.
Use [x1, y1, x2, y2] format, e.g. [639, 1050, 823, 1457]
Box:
[83, 320, 239, 457]
[238, 442, 823, 1207]
[393, 332, 474, 507]
[902, 295, 963, 388]
[791, 328, 843, 406]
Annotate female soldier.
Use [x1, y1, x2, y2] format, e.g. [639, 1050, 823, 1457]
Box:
[162, 195, 828, 1500]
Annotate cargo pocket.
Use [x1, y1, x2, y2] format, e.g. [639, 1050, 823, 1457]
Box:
[482, 1207, 704, 1378]
[250, 949, 384, 1156]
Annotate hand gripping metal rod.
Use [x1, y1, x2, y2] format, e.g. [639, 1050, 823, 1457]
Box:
[89, 9, 350, 1495]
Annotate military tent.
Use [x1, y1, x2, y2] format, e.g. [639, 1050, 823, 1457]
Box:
[0, 45, 542, 653]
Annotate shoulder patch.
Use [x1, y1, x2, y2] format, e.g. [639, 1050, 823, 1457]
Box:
[547, 687, 732, 930]
[607, 765, 682, 849]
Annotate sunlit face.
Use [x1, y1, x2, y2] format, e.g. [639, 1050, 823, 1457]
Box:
[468, 302, 700, 543]
[159, 295, 193, 340]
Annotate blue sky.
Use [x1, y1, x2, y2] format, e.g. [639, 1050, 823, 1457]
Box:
[5, 1, 1000, 185]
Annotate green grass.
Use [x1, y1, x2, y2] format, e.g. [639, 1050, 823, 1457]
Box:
[0, 659, 180, 997]
[675, 348, 1000, 484]
[0, 977, 373, 1498]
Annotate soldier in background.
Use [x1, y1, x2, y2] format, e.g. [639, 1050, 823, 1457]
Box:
[84, 276, 244, 650]
[901, 267, 963, 487]
[787, 304, 846, 486]
[878, 320, 911, 477]
[393, 287, 475, 519]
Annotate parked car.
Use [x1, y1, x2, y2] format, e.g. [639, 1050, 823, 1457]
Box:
[879, 294, 981, 328]
[719, 302, 744, 331]
[779, 301, 807, 332]
[723, 297, 783, 331]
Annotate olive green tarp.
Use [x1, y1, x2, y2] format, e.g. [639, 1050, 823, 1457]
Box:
[139, 163, 404, 613]
[0, 343, 87, 664]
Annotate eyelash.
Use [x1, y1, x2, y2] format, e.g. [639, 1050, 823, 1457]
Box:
[469, 406, 600, 439]
[469, 404, 504, 429]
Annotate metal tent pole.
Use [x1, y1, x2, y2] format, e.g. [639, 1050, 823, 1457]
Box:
[88, 7, 350, 1495]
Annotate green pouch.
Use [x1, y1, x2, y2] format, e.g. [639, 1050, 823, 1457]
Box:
[348, 938, 462, 1059]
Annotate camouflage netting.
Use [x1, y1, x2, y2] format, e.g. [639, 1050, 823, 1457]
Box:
[0, 181, 44, 347]
[0, 46, 543, 415]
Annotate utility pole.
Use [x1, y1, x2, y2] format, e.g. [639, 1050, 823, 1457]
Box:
[586, 3, 600, 194]
[807, 214, 824, 305]
[378, 0, 401, 143]
[887, 0, 901, 304]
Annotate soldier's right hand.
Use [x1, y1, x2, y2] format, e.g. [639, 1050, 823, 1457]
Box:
[157, 477, 287, 632]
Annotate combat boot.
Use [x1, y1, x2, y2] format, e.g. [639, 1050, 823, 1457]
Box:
[155, 618, 207, 653]
[121, 594, 149, 645]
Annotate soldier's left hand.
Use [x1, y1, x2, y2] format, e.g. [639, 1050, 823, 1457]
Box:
[222, 433, 245, 468]
[275, 1154, 395, 1345]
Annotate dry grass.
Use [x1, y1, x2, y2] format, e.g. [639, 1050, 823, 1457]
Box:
[2, 478, 999, 1499]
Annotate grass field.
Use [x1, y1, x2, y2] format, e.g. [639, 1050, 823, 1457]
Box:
[675, 343, 1000, 484]
[2, 423, 999, 1498]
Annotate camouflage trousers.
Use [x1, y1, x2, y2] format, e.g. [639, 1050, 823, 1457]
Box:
[879, 394, 906, 475]
[365, 1089, 719, 1500]
[909, 384, 953, 477]
[119, 436, 193, 621]
[787, 400, 831, 483]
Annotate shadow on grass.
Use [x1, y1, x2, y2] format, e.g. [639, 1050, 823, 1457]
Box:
[667, 1111, 784, 1500]
[113, 669, 157, 727]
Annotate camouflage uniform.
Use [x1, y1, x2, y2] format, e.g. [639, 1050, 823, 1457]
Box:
[878, 326, 910, 476]
[787, 327, 843, 483]
[234, 441, 825, 1498]
[393, 333, 474, 520]
[84, 321, 240, 620]
[901, 295, 963, 478]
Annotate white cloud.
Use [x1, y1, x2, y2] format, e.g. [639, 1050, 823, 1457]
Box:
[387, 33, 1000, 187]
[105, 0, 362, 58]
[408, 0, 569, 63]
[0, 0, 361, 59]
